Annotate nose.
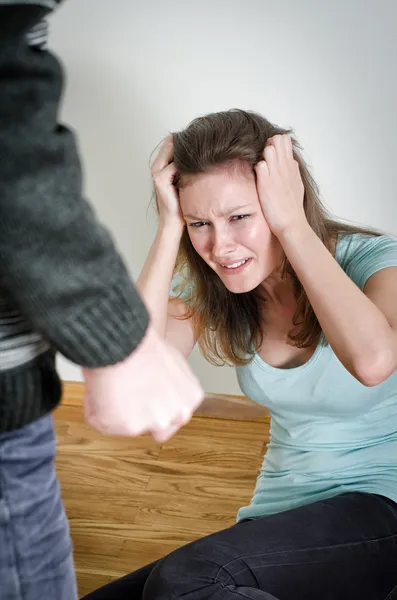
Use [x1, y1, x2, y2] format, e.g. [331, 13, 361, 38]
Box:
[211, 228, 237, 261]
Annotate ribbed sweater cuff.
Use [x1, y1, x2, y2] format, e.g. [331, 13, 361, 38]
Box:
[51, 278, 150, 368]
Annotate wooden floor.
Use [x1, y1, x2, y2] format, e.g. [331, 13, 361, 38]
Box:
[54, 384, 270, 598]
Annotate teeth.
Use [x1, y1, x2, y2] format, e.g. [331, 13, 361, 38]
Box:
[223, 259, 248, 269]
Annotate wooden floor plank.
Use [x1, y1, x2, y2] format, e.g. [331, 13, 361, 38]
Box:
[77, 574, 112, 598]
[54, 386, 270, 598]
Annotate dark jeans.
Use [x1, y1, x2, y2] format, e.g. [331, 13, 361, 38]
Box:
[0, 415, 78, 600]
[83, 492, 397, 600]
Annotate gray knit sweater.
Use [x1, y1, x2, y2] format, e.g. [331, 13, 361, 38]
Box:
[0, 1, 149, 432]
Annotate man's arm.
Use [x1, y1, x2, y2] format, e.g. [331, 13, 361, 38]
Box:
[0, 4, 149, 367]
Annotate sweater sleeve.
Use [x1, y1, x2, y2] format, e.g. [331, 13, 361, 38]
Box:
[0, 5, 149, 368]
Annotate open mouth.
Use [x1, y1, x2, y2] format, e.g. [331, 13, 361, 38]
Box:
[219, 258, 252, 274]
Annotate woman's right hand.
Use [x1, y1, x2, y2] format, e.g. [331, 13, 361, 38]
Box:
[151, 136, 185, 230]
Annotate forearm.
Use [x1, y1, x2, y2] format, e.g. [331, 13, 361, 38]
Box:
[0, 6, 149, 367]
[136, 221, 183, 337]
[279, 223, 395, 382]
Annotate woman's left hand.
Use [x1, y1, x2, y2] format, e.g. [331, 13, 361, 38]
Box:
[255, 134, 307, 237]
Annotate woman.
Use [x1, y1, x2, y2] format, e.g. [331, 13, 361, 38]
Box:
[83, 109, 397, 599]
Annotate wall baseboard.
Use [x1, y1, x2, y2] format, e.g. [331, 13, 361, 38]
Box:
[62, 381, 269, 422]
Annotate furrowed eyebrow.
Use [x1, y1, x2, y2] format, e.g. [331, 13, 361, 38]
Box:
[184, 204, 252, 220]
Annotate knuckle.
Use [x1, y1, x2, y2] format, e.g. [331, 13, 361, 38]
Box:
[151, 171, 162, 184]
[125, 422, 142, 436]
[152, 416, 171, 431]
[177, 408, 192, 424]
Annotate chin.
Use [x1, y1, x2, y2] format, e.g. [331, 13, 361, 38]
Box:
[221, 276, 263, 295]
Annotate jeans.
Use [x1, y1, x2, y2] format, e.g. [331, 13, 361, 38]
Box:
[0, 414, 78, 600]
[83, 491, 397, 600]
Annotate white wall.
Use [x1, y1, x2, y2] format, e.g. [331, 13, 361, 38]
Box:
[52, 0, 397, 393]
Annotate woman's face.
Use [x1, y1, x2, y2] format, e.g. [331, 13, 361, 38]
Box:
[179, 162, 284, 294]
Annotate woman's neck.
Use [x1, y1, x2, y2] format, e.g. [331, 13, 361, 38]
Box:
[259, 271, 296, 310]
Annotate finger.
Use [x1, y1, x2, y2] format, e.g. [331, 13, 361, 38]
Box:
[151, 136, 174, 174]
[255, 159, 270, 181]
[152, 161, 178, 190]
[163, 161, 178, 181]
[150, 421, 182, 443]
[269, 134, 287, 166]
[166, 399, 194, 424]
[254, 161, 270, 210]
[282, 134, 294, 162]
[148, 404, 175, 431]
[263, 146, 277, 174]
[265, 134, 282, 149]
[147, 375, 194, 429]
[162, 345, 204, 409]
[176, 404, 195, 424]
[264, 137, 274, 155]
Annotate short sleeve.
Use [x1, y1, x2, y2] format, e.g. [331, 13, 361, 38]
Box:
[337, 234, 397, 290]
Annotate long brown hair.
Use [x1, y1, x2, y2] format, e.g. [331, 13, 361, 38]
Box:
[161, 109, 382, 366]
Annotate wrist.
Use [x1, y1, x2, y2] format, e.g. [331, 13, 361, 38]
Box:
[277, 219, 312, 246]
[158, 217, 185, 238]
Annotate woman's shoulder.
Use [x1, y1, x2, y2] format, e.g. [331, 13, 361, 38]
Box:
[335, 231, 397, 289]
[336, 230, 397, 256]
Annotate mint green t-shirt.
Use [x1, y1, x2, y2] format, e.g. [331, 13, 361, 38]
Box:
[236, 233, 397, 520]
[170, 233, 397, 520]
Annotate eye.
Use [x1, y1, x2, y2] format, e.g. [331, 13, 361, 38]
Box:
[231, 214, 251, 222]
[189, 221, 209, 228]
